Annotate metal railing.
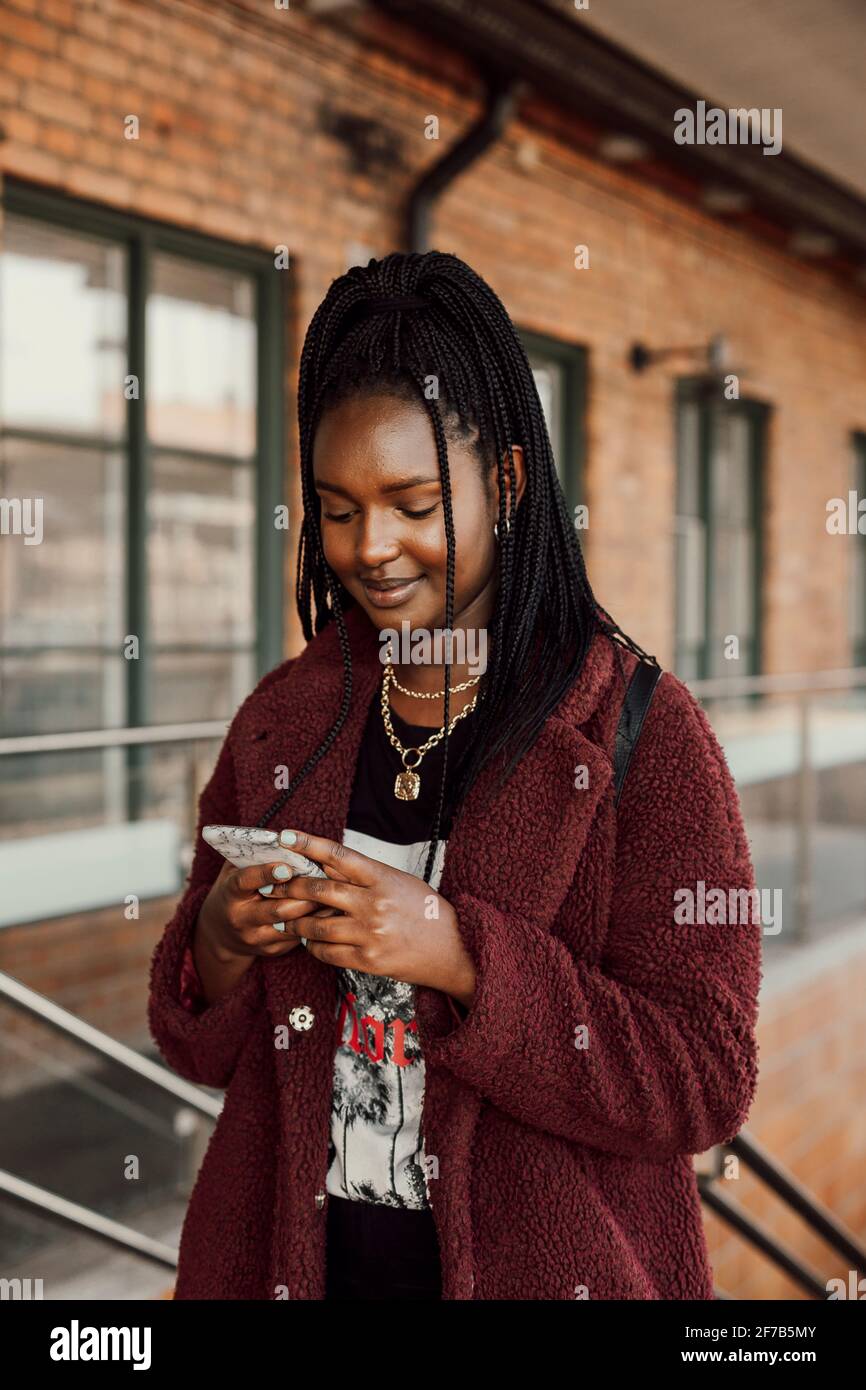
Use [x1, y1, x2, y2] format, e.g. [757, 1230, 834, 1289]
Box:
[687, 666, 866, 941]
[4, 665, 865, 942]
[3, 965, 866, 1295]
[0, 970, 220, 1274]
[2, 684, 866, 1293]
[699, 1132, 866, 1299]
[0, 719, 227, 844]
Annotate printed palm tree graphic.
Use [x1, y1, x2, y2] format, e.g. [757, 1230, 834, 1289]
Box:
[333, 1009, 389, 1196]
[375, 974, 418, 1202]
[333, 967, 420, 1204]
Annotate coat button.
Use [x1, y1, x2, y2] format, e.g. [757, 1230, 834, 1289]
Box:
[289, 1005, 315, 1031]
[315, 1191, 325, 1210]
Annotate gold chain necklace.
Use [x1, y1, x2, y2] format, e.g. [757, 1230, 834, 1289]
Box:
[381, 666, 478, 800]
[384, 660, 482, 700]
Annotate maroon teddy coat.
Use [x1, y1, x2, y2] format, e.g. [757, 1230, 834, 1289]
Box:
[148, 603, 762, 1300]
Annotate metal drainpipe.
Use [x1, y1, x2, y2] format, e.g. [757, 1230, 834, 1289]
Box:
[407, 72, 522, 253]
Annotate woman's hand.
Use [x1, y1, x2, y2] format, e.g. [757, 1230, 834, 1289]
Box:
[196, 858, 332, 964]
[274, 828, 477, 1007]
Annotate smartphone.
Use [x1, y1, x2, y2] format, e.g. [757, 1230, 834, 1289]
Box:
[202, 824, 326, 878]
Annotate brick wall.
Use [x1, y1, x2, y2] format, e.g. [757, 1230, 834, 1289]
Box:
[2, 0, 865, 668]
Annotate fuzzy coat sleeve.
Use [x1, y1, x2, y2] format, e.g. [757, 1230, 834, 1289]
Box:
[146, 668, 295, 1087]
[421, 674, 762, 1160]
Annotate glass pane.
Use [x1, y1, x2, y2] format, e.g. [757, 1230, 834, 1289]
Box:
[529, 357, 563, 485]
[148, 454, 255, 646]
[0, 744, 126, 839]
[677, 401, 701, 515]
[0, 652, 125, 737]
[710, 525, 754, 651]
[675, 516, 706, 648]
[0, 215, 126, 438]
[138, 737, 223, 852]
[148, 650, 256, 724]
[147, 254, 256, 457]
[712, 411, 752, 523]
[0, 438, 126, 649]
[705, 406, 759, 677]
[727, 526, 754, 634]
[708, 690, 866, 937]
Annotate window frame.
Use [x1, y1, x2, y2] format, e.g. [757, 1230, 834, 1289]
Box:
[674, 376, 767, 682]
[1, 177, 287, 736]
[518, 328, 587, 519]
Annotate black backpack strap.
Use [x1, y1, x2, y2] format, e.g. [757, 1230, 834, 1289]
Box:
[612, 658, 663, 807]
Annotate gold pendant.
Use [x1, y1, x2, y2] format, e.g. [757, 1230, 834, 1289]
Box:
[394, 769, 421, 800]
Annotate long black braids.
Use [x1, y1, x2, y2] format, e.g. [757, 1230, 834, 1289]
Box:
[256, 251, 657, 885]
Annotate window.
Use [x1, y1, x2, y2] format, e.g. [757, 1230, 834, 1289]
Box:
[852, 433, 866, 668]
[674, 381, 766, 681]
[519, 330, 587, 518]
[0, 181, 285, 838]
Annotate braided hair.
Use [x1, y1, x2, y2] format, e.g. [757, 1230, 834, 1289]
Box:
[257, 251, 657, 882]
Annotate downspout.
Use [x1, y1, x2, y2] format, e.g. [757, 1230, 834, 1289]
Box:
[407, 72, 522, 253]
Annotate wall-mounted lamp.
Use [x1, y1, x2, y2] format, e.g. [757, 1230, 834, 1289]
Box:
[628, 333, 730, 374]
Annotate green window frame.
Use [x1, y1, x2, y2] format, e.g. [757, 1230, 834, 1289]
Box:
[0, 178, 286, 822]
[674, 378, 767, 682]
[519, 328, 587, 519]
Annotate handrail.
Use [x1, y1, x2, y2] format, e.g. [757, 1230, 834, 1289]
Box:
[0, 719, 227, 757]
[697, 1131, 866, 1298]
[699, 1181, 830, 1298]
[3, 693, 866, 1294]
[0, 972, 222, 1119]
[1, 971, 217, 1279]
[0, 1170, 178, 1270]
[729, 1130, 866, 1271]
[687, 666, 866, 698]
[0, 668, 863, 757]
[4, 962, 865, 1294]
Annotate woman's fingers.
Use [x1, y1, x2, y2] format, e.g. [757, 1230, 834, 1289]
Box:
[241, 894, 321, 928]
[292, 914, 359, 947]
[227, 859, 294, 895]
[280, 872, 360, 915]
[277, 829, 378, 887]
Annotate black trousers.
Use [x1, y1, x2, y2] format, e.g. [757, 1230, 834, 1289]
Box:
[325, 1193, 442, 1300]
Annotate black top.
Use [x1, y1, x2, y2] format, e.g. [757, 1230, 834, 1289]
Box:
[347, 687, 477, 851]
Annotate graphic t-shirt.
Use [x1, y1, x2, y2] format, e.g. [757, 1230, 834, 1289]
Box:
[327, 692, 475, 1209]
[178, 687, 476, 1211]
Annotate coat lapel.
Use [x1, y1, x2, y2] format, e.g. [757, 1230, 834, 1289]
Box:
[242, 607, 384, 1042]
[244, 605, 617, 1045]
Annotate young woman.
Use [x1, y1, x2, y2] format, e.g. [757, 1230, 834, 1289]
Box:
[148, 250, 762, 1301]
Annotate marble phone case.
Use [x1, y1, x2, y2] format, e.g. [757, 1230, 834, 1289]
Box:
[202, 824, 326, 878]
